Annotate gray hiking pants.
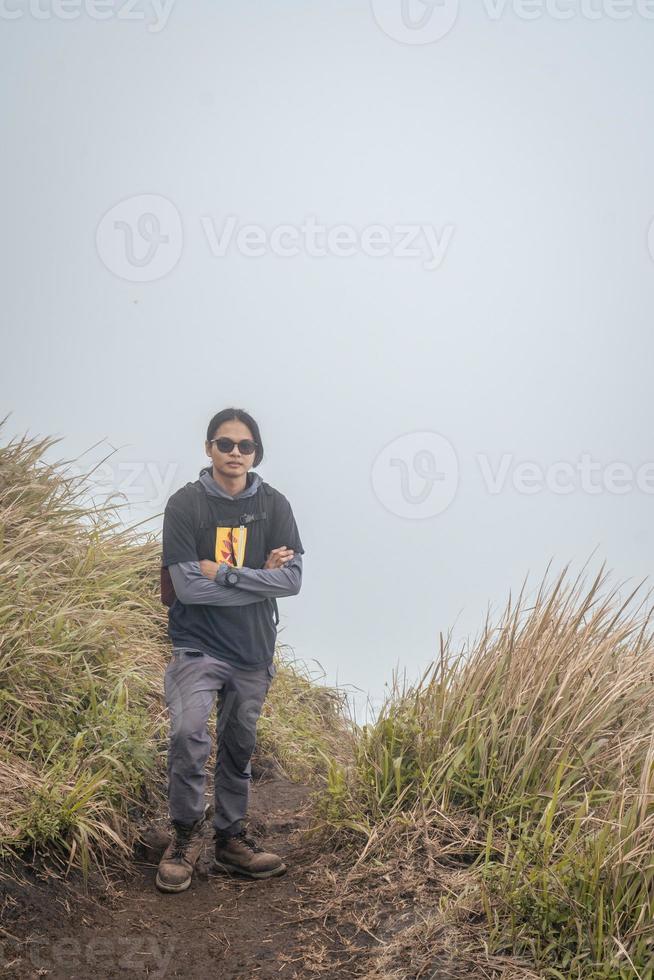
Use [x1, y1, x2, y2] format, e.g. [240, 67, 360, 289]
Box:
[163, 650, 276, 836]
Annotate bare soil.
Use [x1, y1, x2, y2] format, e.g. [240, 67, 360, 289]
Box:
[0, 761, 380, 980]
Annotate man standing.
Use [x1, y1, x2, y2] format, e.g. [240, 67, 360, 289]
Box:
[155, 407, 304, 893]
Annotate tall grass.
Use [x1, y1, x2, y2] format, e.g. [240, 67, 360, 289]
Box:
[0, 418, 168, 879]
[0, 418, 352, 883]
[8, 415, 654, 974]
[258, 643, 357, 784]
[321, 562, 654, 977]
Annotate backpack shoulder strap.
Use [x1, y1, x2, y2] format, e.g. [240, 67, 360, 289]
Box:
[258, 481, 280, 628]
[189, 481, 211, 527]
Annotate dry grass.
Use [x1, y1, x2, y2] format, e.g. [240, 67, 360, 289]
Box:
[316, 561, 654, 978]
[6, 414, 654, 977]
[0, 417, 351, 886]
[258, 643, 357, 783]
[0, 417, 169, 879]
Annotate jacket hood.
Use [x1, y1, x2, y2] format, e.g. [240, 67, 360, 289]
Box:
[198, 465, 262, 500]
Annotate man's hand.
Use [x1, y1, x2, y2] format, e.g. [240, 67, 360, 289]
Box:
[199, 559, 221, 580]
[264, 547, 294, 570]
[199, 549, 294, 578]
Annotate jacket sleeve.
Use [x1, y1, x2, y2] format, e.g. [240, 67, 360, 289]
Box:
[169, 561, 267, 607]
[216, 554, 303, 597]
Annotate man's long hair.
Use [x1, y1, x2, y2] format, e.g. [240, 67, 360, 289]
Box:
[206, 408, 264, 468]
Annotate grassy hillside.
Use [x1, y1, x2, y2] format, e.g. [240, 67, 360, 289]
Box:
[0, 420, 350, 882]
[320, 564, 654, 978]
[4, 419, 654, 977]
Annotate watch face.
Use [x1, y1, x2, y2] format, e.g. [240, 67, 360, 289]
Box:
[226, 571, 239, 586]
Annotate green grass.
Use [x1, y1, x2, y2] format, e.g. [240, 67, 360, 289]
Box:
[257, 644, 356, 784]
[0, 418, 169, 879]
[0, 417, 352, 884]
[7, 415, 654, 976]
[320, 563, 654, 977]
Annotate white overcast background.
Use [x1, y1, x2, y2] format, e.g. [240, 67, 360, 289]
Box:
[2, 0, 654, 723]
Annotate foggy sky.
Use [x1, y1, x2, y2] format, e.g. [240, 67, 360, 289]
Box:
[2, 0, 653, 722]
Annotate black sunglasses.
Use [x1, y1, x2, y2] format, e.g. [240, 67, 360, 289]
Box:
[209, 437, 258, 455]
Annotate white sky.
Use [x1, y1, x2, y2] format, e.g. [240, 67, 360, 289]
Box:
[2, 0, 654, 722]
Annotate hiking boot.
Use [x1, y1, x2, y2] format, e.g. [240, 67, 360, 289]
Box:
[213, 829, 287, 879]
[155, 817, 206, 893]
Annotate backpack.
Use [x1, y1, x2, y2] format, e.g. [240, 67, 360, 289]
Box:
[160, 481, 279, 626]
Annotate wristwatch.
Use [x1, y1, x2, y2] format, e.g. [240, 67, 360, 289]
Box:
[215, 561, 239, 586]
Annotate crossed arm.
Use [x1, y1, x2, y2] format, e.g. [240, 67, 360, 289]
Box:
[168, 547, 302, 606]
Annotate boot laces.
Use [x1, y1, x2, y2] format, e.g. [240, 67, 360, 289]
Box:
[233, 830, 264, 854]
[171, 822, 201, 860]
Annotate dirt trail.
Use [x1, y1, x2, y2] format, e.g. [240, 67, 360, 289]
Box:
[1, 764, 374, 979]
